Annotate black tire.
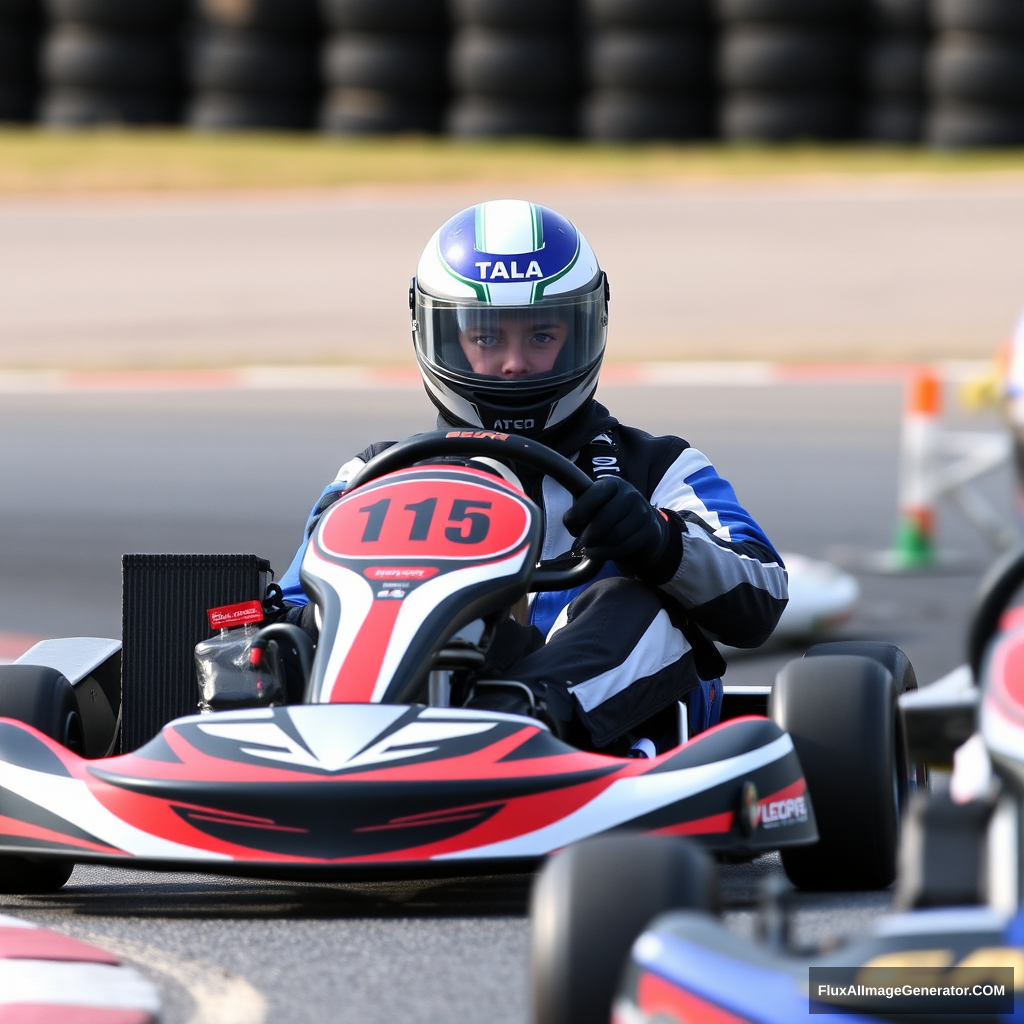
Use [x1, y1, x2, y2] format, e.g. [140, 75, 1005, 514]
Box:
[927, 102, 1024, 147]
[451, 0, 575, 30]
[585, 0, 711, 29]
[929, 34, 1024, 105]
[46, 0, 185, 30]
[450, 29, 576, 98]
[0, 27, 39, 85]
[43, 25, 179, 90]
[720, 92, 854, 140]
[322, 33, 446, 93]
[0, 666, 84, 753]
[933, 0, 1024, 35]
[771, 654, 902, 890]
[803, 639, 918, 695]
[190, 31, 318, 96]
[0, 856, 74, 895]
[720, 27, 855, 91]
[446, 95, 575, 135]
[187, 90, 314, 129]
[581, 90, 711, 139]
[0, 666, 80, 895]
[863, 37, 925, 99]
[715, 0, 861, 27]
[321, 0, 447, 32]
[531, 835, 717, 1024]
[196, 0, 319, 33]
[861, 99, 924, 141]
[40, 84, 177, 123]
[868, 0, 929, 33]
[586, 30, 711, 92]
[0, 81, 35, 119]
[320, 86, 442, 132]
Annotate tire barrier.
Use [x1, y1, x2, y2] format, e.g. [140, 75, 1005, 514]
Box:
[321, 0, 447, 134]
[187, 0, 320, 131]
[861, 0, 928, 142]
[5, 0, 1024, 148]
[447, 0, 578, 137]
[716, 0, 861, 142]
[581, 0, 713, 141]
[40, 0, 184, 126]
[0, 0, 40, 122]
[928, 1, 1024, 148]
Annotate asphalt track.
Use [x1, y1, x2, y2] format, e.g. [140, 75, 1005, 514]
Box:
[2, 181, 1024, 368]
[0, 380, 1015, 1023]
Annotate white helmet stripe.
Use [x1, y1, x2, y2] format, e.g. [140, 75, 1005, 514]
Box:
[476, 199, 541, 255]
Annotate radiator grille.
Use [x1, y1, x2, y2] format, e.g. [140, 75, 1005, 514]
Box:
[121, 554, 271, 752]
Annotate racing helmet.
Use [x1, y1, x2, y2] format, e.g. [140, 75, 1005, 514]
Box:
[411, 200, 608, 439]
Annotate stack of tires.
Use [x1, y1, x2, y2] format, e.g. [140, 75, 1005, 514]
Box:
[716, 0, 863, 141]
[927, 0, 1024, 148]
[188, 0, 320, 130]
[40, 0, 185, 126]
[581, 0, 714, 141]
[861, 0, 929, 142]
[320, 0, 447, 134]
[0, 0, 41, 122]
[447, 0, 577, 137]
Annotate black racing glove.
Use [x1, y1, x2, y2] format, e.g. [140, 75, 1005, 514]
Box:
[563, 476, 682, 585]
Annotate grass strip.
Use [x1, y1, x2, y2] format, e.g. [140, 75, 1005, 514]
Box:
[1, 129, 1024, 193]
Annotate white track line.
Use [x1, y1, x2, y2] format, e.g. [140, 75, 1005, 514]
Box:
[0, 361, 991, 394]
[86, 935, 268, 1024]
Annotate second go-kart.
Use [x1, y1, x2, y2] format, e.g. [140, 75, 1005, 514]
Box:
[530, 548, 1024, 1024]
[0, 431, 910, 892]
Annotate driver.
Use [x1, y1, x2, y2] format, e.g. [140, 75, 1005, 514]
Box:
[278, 200, 788, 756]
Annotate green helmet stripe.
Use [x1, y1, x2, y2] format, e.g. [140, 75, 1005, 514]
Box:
[530, 203, 544, 250]
[438, 234, 489, 301]
[533, 236, 581, 300]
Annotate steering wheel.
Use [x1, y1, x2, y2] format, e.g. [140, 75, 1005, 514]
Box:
[344, 429, 603, 591]
[967, 545, 1024, 680]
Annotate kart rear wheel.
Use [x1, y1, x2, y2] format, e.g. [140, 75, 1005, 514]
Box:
[0, 665, 82, 893]
[0, 665, 84, 754]
[772, 653, 904, 891]
[530, 834, 717, 1024]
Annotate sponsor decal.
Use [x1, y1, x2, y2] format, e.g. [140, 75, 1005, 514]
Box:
[207, 599, 264, 631]
[445, 429, 510, 441]
[492, 419, 534, 431]
[759, 794, 809, 829]
[375, 588, 406, 599]
[363, 566, 439, 581]
[473, 260, 543, 281]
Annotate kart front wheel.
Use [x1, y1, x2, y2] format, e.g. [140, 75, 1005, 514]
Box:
[772, 653, 905, 891]
[0, 665, 82, 893]
[530, 835, 718, 1024]
[0, 856, 74, 895]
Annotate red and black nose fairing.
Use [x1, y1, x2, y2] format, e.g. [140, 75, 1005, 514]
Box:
[0, 708, 814, 875]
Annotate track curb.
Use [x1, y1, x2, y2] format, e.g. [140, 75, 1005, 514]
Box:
[0, 914, 162, 1023]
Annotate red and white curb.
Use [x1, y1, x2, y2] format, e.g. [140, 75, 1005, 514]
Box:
[0, 914, 161, 1024]
[0, 361, 990, 394]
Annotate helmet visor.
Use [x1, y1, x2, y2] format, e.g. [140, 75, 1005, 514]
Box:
[414, 282, 607, 386]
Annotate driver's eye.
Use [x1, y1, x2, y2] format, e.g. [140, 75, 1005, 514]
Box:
[472, 335, 500, 347]
[530, 334, 554, 345]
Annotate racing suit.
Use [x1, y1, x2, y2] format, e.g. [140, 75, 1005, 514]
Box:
[279, 401, 788, 751]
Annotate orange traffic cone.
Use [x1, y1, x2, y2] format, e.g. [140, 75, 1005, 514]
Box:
[892, 367, 942, 568]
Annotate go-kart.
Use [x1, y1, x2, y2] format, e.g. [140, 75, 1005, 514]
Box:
[530, 547, 1024, 1024]
[0, 431, 907, 894]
